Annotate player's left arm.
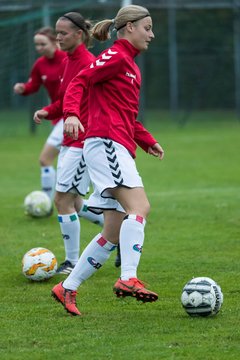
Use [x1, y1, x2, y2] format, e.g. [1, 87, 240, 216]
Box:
[148, 143, 164, 160]
[43, 99, 62, 120]
[134, 120, 164, 159]
[23, 62, 42, 95]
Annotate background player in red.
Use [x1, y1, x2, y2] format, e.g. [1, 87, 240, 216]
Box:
[33, 13, 104, 274]
[13, 27, 66, 205]
[51, 5, 164, 316]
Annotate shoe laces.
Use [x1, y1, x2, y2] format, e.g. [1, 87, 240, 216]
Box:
[131, 278, 147, 289]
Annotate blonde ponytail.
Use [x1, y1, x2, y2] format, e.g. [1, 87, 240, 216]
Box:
[91, 19, 114, 42]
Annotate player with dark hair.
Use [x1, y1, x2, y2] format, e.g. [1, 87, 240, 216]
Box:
[34, 13, 103, 275]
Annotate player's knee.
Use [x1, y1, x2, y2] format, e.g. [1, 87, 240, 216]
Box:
[39, 156, 47, 166]
[135, 199, 150, 218]
[39, 153, 53, 166]
[145, 201, 151, 217]
[54, 193, 64, 212]
[141, 201, 150, 218]
[54, 193, 60, 209]
[54, 193, 75, 214]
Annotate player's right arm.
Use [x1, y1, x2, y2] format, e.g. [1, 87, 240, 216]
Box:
[64, 116, 85, 140]
[63, 48, 122, 139]
[14, 61, 42, 96]
[33, 109, 49, 124]
[42, 99, 62, 120]
[13, 83, 26, 94]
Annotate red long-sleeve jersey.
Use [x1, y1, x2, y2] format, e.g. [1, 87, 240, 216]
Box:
[44, 43, 95, 147]
[22, 48, 66, 125]
[63, 39, 157, 158]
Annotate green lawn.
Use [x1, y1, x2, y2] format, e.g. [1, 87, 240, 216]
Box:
[0, 110, 239, 359]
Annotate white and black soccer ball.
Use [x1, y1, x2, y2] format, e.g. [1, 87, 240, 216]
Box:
[24, 190, 52, 218]
[181, 277, 223, 317]
[22, 247, 57, 281]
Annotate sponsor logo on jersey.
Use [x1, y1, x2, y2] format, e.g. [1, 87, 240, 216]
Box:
[125, 71, 136, 84]
[57, 182, 68, 187]
[41, 75, 47, 82]
[125, 72, 136, 80]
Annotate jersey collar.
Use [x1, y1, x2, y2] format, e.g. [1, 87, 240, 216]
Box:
[114, 38, 140, 58]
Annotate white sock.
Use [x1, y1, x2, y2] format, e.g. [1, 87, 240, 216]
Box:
[41, 166, 56, 201]
[78, 199, 104, 226]
[63, 233, 116, 290]
[58, 212, 80, 265]
[120, 214, 146, 281]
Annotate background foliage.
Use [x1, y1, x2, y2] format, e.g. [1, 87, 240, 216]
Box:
[0, 0, 238, 114]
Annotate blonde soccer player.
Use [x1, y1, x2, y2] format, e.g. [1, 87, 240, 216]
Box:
[52, 5, 164, 316]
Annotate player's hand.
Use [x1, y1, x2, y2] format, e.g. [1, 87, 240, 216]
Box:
[13, 83, 25, 94]
[33, 109, 48, 124]
[64, 116, 85, 140]
[148, 143, 164, 160]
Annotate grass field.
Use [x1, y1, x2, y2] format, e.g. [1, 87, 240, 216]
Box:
[0, 110, 239, 359]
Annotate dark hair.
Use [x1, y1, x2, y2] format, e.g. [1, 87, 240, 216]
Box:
[58, 12, 92, 47]
[35, 26, 56, 42]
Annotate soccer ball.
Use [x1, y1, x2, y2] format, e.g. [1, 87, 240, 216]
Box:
[22, 247, 57, 281]
[24, 190, 52, 218]
[181, 277, 223, 317]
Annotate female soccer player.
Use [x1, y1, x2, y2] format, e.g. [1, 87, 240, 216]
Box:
[34, 12, 103, 274]
[52, 5, 164, 316]
[13, 27, 66, 204]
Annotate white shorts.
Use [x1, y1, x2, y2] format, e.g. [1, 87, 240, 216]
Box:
[83, 137, 143, 213]
[46, 119, 64, 150]
[56, 146, 91, 195]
